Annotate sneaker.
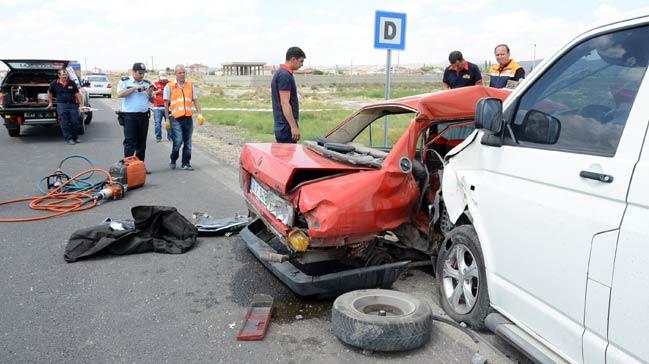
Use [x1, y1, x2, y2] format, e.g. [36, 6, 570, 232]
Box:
[73, 138, 80, 144]
[182, 165, 194, 171]
[66, 139, 76, 145]
[169, 163, 176, 170]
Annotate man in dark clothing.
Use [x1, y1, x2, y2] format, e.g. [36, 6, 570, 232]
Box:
[47, 69, 84, 145]
[442, 51, 483, 89]
[271, 46, 306, 143]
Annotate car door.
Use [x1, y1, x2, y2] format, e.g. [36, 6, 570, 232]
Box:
[606, 111, 649, 364]
[466, 24, 649, 361]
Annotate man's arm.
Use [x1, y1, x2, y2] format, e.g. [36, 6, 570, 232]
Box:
[47, 90, 53, 108]
[76, 92, 84, 107]
[474, 68, 483, 86]
[163, 84, 171, 120]
[512, 68, 526, 81]
[193, 98, 202, 115]
[117, 82, 141, 98]
[279, 92, 300, 141]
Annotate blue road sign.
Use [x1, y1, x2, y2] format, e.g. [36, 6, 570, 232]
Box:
[374, 10, 407, 50]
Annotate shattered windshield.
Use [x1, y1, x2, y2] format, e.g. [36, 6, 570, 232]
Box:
[305, 106, 416, 168]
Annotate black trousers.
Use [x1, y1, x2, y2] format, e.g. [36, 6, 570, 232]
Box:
[123, 112, 149, 161]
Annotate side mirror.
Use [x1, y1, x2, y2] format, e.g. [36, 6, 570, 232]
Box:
[519, 109, 561, 144]
[475, 98, 503, 134]
[83, 82, 91, 87]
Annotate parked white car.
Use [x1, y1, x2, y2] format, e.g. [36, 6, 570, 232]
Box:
[83, 74, 111, 98]
[439, 14, 649, 364]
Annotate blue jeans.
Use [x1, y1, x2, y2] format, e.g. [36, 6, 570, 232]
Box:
[153, 108, 173, 141]
[57, 103, 79, 141]
[170, 116, 193, 166]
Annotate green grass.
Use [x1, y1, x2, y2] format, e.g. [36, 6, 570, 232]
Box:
[199, 82, 443, 142]
[203, 108, 353, 143]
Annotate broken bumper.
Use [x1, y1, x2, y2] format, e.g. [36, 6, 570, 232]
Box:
[240, 218, 409, 297]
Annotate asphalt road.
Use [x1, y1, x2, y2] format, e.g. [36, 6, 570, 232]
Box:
[0, 98, 529, 363]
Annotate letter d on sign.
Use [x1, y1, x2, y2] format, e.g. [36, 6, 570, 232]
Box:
[379, 17, 402, 45]
[384, 21, 396, 40]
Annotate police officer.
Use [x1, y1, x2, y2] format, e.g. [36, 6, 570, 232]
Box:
[117, 63, 154, 168]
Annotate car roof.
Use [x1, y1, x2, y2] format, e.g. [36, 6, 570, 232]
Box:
[360, 86, 511, 121]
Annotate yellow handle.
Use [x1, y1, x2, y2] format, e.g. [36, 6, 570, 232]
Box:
[164, 120, 170, 130]
[197, 114, 205, 126]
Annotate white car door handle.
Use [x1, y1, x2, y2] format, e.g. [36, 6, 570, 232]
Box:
[580, 170, 614, 183]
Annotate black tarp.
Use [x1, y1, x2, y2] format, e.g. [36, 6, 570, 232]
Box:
[65, 206, 198, 262]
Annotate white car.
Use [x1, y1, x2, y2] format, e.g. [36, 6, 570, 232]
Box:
[440, 13, 649, 364]
[83, 74, 111, 98]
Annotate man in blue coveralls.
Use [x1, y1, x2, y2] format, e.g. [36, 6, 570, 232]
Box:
[117, 63, 154, 169]
[271, 47, 306, 143]
[47, 68, 84, 145]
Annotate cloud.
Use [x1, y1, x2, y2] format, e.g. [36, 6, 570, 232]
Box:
[0, 0, 646, 70]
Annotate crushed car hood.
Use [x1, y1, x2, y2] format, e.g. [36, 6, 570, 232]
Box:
[241, 143, 372, 194]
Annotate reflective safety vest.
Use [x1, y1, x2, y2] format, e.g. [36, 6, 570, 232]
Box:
[168, 80, 194, 118]
[488, 60, 524, 89]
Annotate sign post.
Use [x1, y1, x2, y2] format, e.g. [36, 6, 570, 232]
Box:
[374, 10, 406, 147]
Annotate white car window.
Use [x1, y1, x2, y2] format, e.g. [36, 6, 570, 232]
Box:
[508, 25, 649, 157]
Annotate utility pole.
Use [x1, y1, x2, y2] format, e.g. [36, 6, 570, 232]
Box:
[151, 56, 154, 72]
[533, 44, 537, 70]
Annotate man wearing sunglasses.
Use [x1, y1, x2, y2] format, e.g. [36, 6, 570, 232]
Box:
[117, 62, 154, 169]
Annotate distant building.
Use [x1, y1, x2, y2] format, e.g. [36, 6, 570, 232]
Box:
[187, 63, 209, 75]
[294, 68, 315, 75]
[222, 62, 266, 76]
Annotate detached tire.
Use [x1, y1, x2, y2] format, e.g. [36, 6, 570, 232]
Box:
[84, 111, 93, 125]
[7, 127, 20, 137]
[435, 225, 490, 329]
[332, 289, 432, 352]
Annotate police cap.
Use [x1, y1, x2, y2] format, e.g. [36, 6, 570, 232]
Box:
[132, 63, 147, 72]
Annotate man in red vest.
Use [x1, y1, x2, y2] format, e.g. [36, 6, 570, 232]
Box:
[152, 73, 172, 142]
[164, 65, 203, 171]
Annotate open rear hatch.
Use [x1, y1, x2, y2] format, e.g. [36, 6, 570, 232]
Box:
[1, 59, 69, 70]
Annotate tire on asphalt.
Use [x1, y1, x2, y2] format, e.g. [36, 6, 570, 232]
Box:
[84, 111, 93, 125]
[332, 289, 432, 352]
[7, 126, 20, 137]
[435, 224, 490, 329]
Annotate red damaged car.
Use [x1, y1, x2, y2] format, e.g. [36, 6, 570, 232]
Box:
[239, 86, 510, 296]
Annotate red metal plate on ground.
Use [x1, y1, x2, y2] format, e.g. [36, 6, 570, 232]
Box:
[236, 294, 273, 341]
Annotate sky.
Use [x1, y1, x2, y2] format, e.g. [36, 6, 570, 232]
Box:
[1, 0, 648, 72]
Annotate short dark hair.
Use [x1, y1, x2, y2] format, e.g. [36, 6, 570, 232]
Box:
[494, 44, 510, 53]
[286, 47, 306, 61]
[448, 51, 464, 64]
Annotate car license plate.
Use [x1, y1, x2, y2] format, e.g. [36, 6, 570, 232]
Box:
[249, 178, 268, 205]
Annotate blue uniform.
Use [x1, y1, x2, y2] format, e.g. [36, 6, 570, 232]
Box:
[118, 76, 152, 112]
[118, 76, 152, 161]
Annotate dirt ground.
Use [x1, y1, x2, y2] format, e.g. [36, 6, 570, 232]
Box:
[192, 121, 249, 167]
